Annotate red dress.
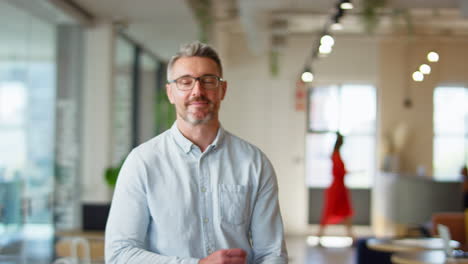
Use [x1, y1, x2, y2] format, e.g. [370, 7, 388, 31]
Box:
[320, 150, 354, 225]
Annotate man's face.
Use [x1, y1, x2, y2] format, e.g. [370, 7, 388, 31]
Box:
[166, 56, 227, 126]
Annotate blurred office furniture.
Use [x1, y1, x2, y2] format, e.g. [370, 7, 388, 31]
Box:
[0, 180, 22, 226]
[355, 237, 392, 264]
[431, 212, 467, 250]
[55, 231, 104, 263]
[82, 203, 110, 231]
[0, 238, 25, 263]
[359, 237, 460, 264]
[53, 257, 77, 264]
[54, 203, 108, 263]
[373, 172, 463, 237]
[392, 250, 468, 264]
[0, 180, 25, 262]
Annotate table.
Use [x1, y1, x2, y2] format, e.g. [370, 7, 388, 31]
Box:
[56, 230, 104, 240]
[55, 230, 105, 261]
[392, 250, 468, 264]
[367, 238, 460, 253]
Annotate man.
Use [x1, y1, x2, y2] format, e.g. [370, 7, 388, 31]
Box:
[105, 41, 288, 264]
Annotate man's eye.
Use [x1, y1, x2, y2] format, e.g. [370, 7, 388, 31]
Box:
[179, 79, 193, 85]
[202, 77, 217, 83]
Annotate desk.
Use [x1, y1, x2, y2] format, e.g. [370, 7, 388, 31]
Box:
[56, 230, 104, 240]
[392, 250, 468, 264]
[367, 238, 460, 253]
[55, 230, 104, 261]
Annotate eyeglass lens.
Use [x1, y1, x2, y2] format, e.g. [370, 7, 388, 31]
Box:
[176, 76, 219, 90]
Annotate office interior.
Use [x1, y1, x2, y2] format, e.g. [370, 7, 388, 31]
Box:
[0, 0, 467, 263]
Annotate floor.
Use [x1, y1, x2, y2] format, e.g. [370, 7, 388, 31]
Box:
[286, 235, 356, 264]
[285, 225, 374, 264]
[0, 225, 372, 264]
[2, 237, 357, 264]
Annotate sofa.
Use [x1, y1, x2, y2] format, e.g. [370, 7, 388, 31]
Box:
[431, 212, 467, 250]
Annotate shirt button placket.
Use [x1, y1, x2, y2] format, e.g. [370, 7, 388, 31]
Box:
[199, 156, 214, 256]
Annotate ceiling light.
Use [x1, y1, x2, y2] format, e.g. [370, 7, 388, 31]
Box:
[331, 22, 343, 31]
[320, 35, 335, 46]
[412, 71, 424, 82]
[319, 44, 332, 54]
[301, 67, 314, 83]
[331, 10, 344, 31]
[340, 0, 353, 10]
[419, 64, 431, 74]
[427, 51, 439, 62]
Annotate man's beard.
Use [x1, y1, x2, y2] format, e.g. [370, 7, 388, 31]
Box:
[182, 96, 215, 125]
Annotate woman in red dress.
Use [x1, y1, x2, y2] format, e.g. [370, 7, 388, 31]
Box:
[317, 132, 354, 240]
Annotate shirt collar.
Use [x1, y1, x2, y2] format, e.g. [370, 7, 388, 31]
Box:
[170, 122, 225, 154]
[210, 125, 225, 150]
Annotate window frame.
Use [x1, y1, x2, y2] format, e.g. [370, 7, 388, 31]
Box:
[306, 83, 377, 189]
[432, 84, 468, 181]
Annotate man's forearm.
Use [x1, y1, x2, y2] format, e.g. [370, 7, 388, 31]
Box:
[106, 243, 200, 264]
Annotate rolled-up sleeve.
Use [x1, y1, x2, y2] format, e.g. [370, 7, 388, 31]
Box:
[105, 150, 200, 264]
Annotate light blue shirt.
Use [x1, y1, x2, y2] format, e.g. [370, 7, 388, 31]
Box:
[105, 123, 288, 264]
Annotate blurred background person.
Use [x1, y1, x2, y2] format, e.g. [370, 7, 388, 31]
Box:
[317, 132, 355, 242]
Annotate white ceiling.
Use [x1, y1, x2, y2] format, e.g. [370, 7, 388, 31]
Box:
[4, 0, 467, 68]
[225, 0, 468, 54]
[73, 0, 199, 60]
[18, 0, 468, 60]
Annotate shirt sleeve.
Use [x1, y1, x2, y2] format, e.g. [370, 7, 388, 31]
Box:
[105, 150, 200, 264]
[249, 155, 288, 264]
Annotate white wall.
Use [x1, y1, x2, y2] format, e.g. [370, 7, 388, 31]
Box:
[379, 37, 468, 176]
[81, 24, 162, 204]
[217, 31, 379, 235]
[81, 21, 115, 203]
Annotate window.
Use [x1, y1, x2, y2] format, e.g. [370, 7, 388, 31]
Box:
[306, 84, 376, 188]
[433, 86, 468, 181]
[112, 35, 172, 167]
[112, 36, 134, 165]
[0, 1, 56, 225]
[155, 62, 176, 135]
[0, 1, 60, 260]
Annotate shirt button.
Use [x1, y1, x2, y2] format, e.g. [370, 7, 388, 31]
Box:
[204, 217, 209, 223]
[201, 187, 206, 193]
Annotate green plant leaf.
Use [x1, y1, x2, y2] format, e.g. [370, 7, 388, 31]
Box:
[104, 160, 124, 188]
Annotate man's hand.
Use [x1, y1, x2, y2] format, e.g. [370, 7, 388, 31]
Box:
[199, 248, 247, 264]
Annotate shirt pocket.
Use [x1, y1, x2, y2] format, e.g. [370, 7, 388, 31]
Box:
[219, 184, 249, 225]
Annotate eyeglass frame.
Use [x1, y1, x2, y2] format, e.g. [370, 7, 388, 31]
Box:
[167, 74, 225, 91]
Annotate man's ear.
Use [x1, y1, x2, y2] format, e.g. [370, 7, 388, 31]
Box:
[166, 84, 175, 104]
[220, 80, 227, 100]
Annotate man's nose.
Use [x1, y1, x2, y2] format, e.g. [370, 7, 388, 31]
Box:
[190, 79, 205, 96]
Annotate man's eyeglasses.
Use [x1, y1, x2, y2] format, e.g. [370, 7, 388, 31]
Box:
[168, 75, 224, 91]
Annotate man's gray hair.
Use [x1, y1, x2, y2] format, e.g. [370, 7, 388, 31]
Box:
[167, 41, 223, 80]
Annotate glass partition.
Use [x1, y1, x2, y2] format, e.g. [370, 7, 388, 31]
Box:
[0, 0, 66, 262]
[112, 36, 134, 166]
